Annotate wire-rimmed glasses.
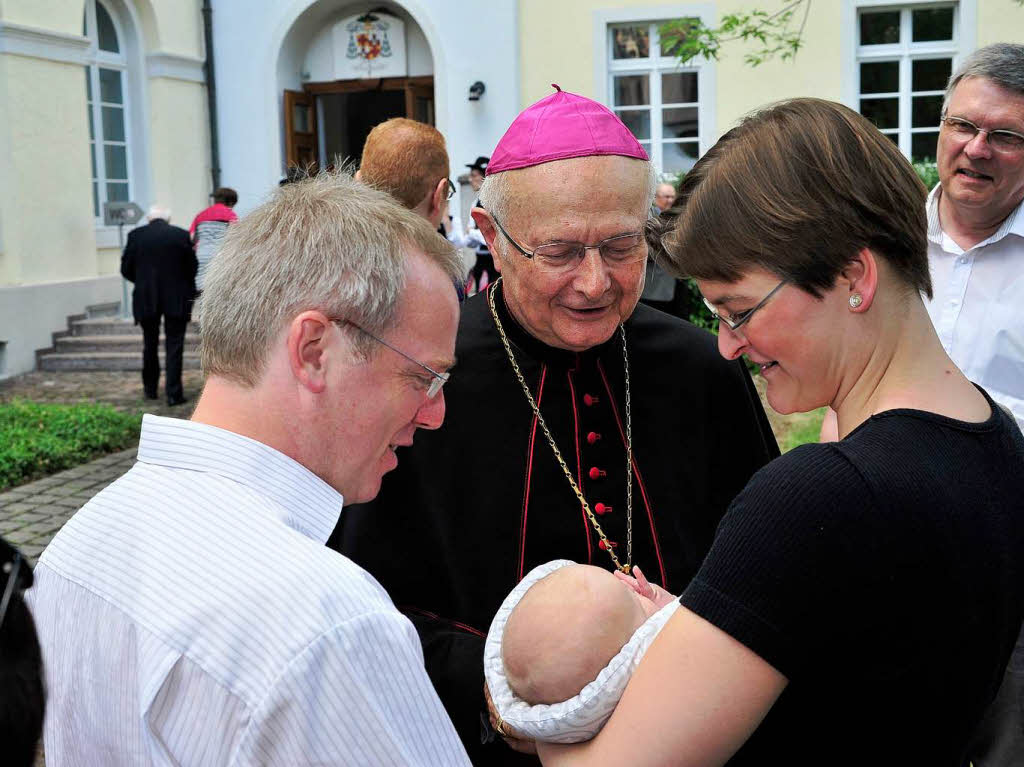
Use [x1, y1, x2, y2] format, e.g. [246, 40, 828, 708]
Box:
[489, 214, 647, 275]
[940, 115, 1024, 153]
[331, 319, 449, 398]
[703, 280, 788, 332]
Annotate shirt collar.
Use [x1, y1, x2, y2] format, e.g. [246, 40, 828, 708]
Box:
[928, 183, 1024, 251]
[136, 414, 344, 544]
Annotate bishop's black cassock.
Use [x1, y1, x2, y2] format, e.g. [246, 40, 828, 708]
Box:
[331, 282, 779, 764]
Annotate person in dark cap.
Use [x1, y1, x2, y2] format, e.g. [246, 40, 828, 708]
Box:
[463, 155, 500, 295]
[0, 536, 45, 767]
[331, 85, 778, 764]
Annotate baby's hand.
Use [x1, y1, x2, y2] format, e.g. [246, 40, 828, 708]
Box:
[614, 565, 677, 609]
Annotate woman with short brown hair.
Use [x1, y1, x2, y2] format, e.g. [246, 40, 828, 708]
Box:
[537, 98, 1024, 767]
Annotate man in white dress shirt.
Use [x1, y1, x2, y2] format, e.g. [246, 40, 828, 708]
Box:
[926, 43, 1024, 767]
[28, 172, 471, 765]
[926, 43, 1024, 431]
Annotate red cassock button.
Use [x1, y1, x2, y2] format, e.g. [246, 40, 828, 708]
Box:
[599, 540, 618, 550]
[586, 431, 601, 444]
[594, 502, 612, 515]
[588, 467, 606, 480]
[583, 394, 599, 406]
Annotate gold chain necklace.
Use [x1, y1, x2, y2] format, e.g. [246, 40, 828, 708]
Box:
[488, 279, 634, 573]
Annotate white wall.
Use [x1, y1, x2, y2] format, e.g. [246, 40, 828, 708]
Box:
[0, 275, 121, 378]
[212, 0, 519, 214]
[302, 7, 435, 82]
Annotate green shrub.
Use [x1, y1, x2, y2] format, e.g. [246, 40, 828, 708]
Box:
[779, 408, 827, 452]
[912, 159, 939, 190]
[678, 278, 717, 332]
[0, 400, 141, 491]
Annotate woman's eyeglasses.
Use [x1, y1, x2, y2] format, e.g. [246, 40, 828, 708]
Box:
[703, 280, 788, 332]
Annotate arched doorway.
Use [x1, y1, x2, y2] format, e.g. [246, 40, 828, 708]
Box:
[279, 4, 435, 173]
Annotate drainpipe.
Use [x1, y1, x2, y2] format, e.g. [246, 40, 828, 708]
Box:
[202, 0, 221, 190]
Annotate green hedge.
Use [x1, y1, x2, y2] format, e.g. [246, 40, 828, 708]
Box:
[0, 400, 141, 491]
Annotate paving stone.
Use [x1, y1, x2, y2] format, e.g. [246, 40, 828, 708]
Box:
[0, 501, 37, 514]
[48, 496, 85, 509]
[18, 520, 65, 536]
[20, 545, 45, 560]
[3, 528, 35, 545]
[20, 494, 62, 506]
[11, 512, 48, 525]
[24, 477, 61, 489]
[57, 478, 100, 490]
[56, 467, 93, 479]
[47, 485, 85, 497]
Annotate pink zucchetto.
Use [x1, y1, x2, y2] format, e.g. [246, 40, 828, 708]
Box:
[487, 84, 649, 174]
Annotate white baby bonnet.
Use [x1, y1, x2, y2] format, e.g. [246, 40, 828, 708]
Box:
[484, 559, 680, 743]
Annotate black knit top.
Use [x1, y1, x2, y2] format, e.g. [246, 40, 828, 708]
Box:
[682, 390, 1024, 766]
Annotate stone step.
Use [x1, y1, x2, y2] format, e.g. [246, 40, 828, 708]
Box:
[70, 318, 200, 337]
[85, 301, 122, 319]
[54, 335, 201, 354]
[38, 352, 202, 372]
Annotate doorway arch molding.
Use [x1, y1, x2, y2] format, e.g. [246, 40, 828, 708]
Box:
[268, 0, 447, 177]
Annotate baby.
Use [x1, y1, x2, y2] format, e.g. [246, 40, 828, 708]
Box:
[501, 564, 676, 705]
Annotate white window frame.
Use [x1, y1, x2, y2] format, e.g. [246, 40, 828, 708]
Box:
[85, 0, 134, 222]
[842, 0, 976, 161]
[83, 0, 151, 248]
[593, 5, 715, 178]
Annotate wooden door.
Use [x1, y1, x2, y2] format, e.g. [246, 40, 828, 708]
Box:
[284, 89, 318, 172]
[405, 79, 435, 125]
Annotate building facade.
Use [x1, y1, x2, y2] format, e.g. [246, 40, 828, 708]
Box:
[0, 0, 1021, 377]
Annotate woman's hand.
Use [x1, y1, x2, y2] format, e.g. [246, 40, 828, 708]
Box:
[484, 681, 538, 755]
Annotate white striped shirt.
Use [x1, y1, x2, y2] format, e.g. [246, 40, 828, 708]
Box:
[28, 414, 470, 766]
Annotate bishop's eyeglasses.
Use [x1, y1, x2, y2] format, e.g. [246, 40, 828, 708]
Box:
[489, 214, 647, 275]
[331, 319, 449, 398]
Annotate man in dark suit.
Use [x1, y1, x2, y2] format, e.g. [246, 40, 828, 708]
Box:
[120, 206, 197, 406]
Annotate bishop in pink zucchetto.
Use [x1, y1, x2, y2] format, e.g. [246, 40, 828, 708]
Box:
[334, 81, 780, 766]
[487, 84, 649, 174]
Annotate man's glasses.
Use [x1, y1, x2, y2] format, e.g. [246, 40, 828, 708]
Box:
[940, 115, 1024, 153]
[703, 280, 787, 332]
[444, 179, 456, 201]
[490, 214, 647, 275]
[332, 319, 449, 398]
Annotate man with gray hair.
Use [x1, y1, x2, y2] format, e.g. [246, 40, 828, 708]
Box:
[30, 173, 470, 765]
[927, 42, 1024, 767]
[334, 86, 778, 764]
[120, 205, 196, 405]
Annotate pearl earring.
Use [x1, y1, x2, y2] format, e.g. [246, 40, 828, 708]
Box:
[849, 293, 863, 309]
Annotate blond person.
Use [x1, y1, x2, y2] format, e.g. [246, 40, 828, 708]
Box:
[30, 173, 470, 766]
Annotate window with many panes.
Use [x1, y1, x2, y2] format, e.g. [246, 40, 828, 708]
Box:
[857, 3, 958, 162]
[84, 0, 131, 219]
[608, 21, 703, 175]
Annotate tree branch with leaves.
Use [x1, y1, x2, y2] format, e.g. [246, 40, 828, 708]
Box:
[662, 0, 1024, 67]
